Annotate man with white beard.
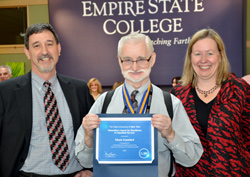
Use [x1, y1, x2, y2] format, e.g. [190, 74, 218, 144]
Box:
[75, 33, 203, 177]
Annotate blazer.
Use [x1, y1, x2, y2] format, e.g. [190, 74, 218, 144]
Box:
[0, 71, 94, 177]
[171, 75, 250, 176]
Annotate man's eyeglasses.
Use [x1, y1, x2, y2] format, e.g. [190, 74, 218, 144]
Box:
[120, 56, 152, 67]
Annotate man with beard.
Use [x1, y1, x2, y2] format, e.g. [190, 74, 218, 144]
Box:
[75, 33, 203, 177]
[0, 23, 94, 177]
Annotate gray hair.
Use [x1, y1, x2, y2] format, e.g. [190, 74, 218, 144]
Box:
[117, 33, 154, 57]
[0, 65, 12, 74]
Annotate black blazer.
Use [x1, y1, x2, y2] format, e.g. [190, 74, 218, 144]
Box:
[0, 71, 94, 177]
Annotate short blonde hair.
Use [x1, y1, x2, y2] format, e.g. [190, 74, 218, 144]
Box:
[181, 28, 230, 87]
[88, 78, 102, 94]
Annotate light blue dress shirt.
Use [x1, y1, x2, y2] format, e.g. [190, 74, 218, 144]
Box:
[21, 71, 82, 175]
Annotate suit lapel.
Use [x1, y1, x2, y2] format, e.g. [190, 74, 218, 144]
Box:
[15, 72, 33, 140]
[57, 75, 80, 136]
[14, 73, 81, 138]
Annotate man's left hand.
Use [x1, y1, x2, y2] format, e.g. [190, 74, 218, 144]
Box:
[151, 114, 175, 143]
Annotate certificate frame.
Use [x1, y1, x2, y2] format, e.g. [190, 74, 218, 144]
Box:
[93, 114, 158, 177]
[96, 117, 154, 164]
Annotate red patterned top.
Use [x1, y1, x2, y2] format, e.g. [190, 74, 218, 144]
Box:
[171, 76, 250, 177]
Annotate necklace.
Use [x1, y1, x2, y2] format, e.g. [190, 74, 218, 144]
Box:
[196, 85, 217, 97]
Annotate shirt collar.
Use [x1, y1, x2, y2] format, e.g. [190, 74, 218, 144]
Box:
[31, 71, 58, 90]
[124, 79, 150, 95]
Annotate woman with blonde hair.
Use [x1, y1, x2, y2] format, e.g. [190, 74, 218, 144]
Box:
[88, 78, 102, 100]
[171, 28, 250, 176]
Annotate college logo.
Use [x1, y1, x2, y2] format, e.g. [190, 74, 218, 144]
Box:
[139, 148, 149, 159]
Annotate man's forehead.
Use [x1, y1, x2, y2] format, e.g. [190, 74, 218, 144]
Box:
[0, 68, 9, 72]
[29, 31, 55, 42]
[121, 45, 149, 57]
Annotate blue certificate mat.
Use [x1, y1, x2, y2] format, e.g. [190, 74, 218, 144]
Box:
[93, 114, 158, 177]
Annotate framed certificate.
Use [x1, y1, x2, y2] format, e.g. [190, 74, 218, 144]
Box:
[96, 117, 154, 164]
[93, 114, 158, 177]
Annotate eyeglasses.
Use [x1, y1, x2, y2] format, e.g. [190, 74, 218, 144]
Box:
[120, 55, 152, 67]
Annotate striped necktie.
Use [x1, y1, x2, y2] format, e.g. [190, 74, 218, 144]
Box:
[43, 81, 70, 171]
[130, 90, 139, 113]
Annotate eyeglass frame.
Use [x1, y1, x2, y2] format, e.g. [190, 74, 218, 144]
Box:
[119, 55, 152, 67]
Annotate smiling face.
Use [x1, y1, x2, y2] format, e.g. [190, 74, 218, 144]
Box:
[119, 40, 156, 88]
[90, 81, 99, 93]
[191, 38, 221, 82]
[24, 30, 61, 79]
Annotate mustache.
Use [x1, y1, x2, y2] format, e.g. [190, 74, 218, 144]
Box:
[126, 69, 145, 73]
[38, 54, 53, 60]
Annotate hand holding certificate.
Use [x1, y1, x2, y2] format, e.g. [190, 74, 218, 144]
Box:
[93, 114, 158, 177]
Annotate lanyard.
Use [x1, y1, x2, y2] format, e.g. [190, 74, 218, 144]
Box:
[122, 82, 153, 114]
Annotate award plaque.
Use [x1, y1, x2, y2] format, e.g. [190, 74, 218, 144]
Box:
[93, 114, 158, 177]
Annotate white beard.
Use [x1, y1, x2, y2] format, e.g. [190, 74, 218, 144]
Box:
[121, 67, 151, 83]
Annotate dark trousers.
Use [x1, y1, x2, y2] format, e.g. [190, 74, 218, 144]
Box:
[16, 171, 78, 177]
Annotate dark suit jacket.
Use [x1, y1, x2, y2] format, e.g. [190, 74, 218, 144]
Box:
[0, 71, 94, 177]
